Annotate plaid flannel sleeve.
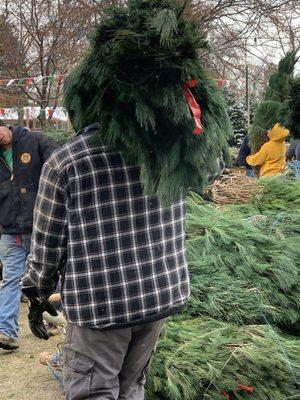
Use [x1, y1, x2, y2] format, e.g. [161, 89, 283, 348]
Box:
[21, 160, 68, 299]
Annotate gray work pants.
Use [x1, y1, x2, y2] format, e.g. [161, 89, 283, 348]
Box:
[62, 319, 164, 400]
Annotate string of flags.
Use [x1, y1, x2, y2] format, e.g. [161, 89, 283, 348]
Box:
[215, 78, 265, 91]
[0, 74, 66, 87]
[0, 73, 265, 91]
[0, 106, 68, 121]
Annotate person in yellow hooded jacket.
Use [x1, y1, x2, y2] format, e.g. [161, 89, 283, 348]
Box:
[246, 123, 290, 177]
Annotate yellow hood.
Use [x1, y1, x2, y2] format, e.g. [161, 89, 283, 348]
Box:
[268, 123, 290, 142]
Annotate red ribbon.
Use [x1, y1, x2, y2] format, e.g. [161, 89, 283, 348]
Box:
[237, 384, 254, 393]
[183, 80, 203, 135]
[222, 384, 254, 398]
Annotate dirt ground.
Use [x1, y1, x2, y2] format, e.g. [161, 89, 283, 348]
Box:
[0, 303, 65, 400]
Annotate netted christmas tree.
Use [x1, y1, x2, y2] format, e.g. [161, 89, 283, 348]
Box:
[64, 0, 232, 204]
[222, 88, 247, 147]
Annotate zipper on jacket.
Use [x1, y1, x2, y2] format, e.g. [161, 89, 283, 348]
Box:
[0, 156, 14, 180]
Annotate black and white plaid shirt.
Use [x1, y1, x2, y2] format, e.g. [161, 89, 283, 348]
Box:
[22, 125, 190, 329]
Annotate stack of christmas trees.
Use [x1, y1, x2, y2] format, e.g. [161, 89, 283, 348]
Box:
[146, 176, 300, 399]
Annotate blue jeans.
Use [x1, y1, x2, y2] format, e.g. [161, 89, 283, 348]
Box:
[246, 169, 256, 178]
[0, 234, 31, 339]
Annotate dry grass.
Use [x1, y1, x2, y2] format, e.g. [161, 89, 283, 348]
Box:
[0, 303, 64, 400]
[209, 173, 261, 205]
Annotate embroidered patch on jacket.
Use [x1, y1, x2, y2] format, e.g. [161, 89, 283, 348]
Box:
[20, 153, 31, 164]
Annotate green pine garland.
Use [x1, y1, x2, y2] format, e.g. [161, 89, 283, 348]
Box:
[64, 0, 232, 204]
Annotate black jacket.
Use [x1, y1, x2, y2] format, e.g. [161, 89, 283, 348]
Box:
[286, 139, 300, 161]
[238, 135, 251, 169]
[0, 126, 58, 234]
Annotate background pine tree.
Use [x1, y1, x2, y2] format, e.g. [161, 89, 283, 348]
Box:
[222, 88, 247, 147]
[249, 51, 298, 151]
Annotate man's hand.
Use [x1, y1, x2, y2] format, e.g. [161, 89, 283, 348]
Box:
[21, 287, 58, 340]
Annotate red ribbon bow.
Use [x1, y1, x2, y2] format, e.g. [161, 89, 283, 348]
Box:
[182, 80, 203, 135]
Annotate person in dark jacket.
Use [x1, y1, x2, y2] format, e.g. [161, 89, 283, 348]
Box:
[21, 122, 190, 399]
[0, 124, 57, 350]
[237, 135, 255, 177]
[208, 152, 226, 184]
[286, 138, 300, 161]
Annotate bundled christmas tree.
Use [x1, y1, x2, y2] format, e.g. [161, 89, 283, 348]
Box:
[64, 0, 232, 203]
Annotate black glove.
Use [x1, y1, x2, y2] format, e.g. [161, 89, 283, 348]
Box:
[22, 287, 58, 340]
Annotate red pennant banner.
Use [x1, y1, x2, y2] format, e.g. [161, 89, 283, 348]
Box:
[217, 79, 225, 88]
[0, 108, 5, 116]
[48, 108, 55, 118]
[183, 80, 203, 135]
[55, 74, 64, 84]
[25, 77, 34, 86]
